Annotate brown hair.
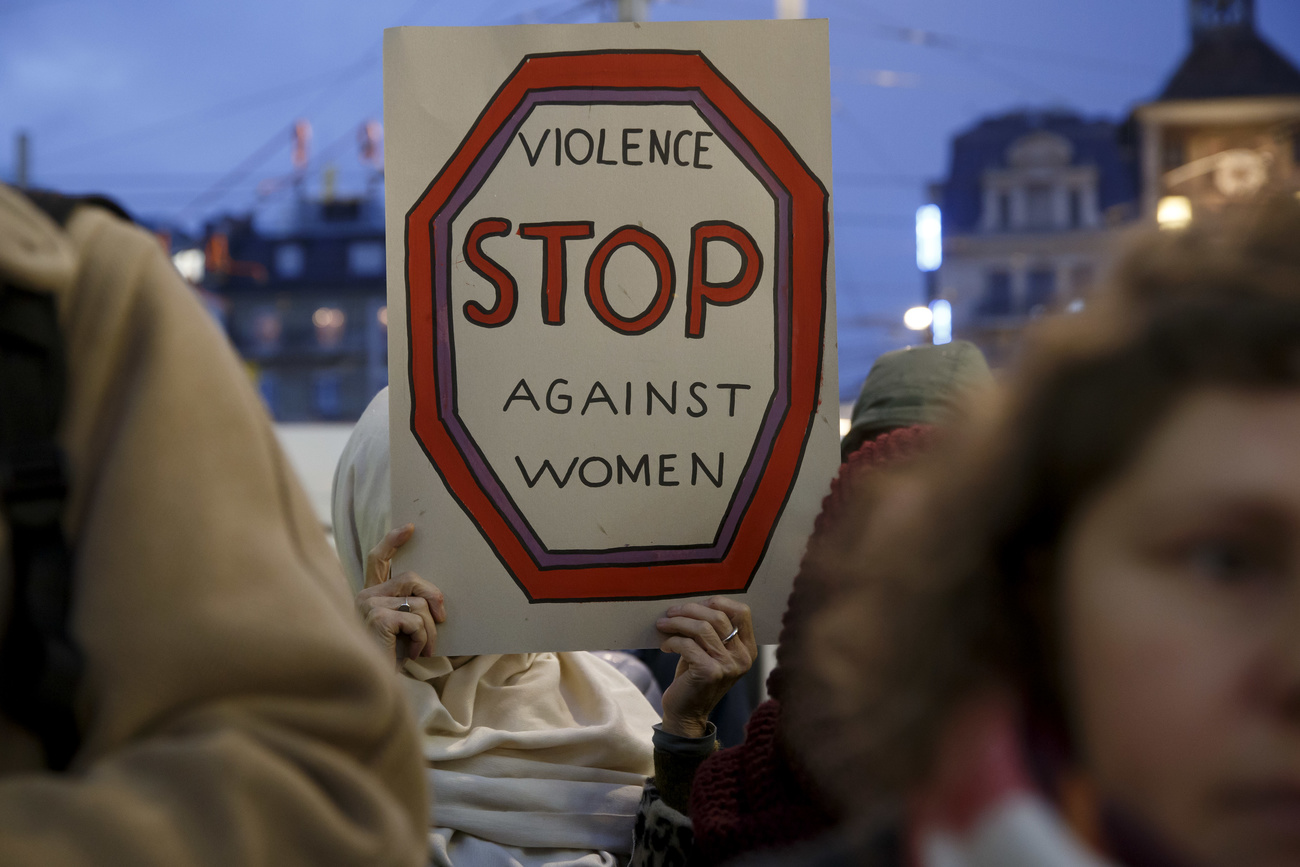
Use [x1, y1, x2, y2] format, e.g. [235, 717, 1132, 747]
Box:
[786, 195, 1300, 821]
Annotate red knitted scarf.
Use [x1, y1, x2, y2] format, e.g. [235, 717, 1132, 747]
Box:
[689, 425, 935, 865]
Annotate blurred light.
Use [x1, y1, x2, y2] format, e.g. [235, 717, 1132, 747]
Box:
[1066, 298, 1085, 313]
[313, 307, 345, 329]
[916, 204, 942, 271]
[839, 417, 852, 437]
[904, 305, 933, 331]
[172, 248, 205, 283]
[1157, 196, 1192, 230]
[377, 305, 389, 328]
[314, 307, 346, 350]
[930, 299, 952, 344]
[776, 0, 806, 18]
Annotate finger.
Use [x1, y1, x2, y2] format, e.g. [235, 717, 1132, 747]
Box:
[706, 596, 758, 656]
[364, 524, 414, 589]
[364, 575, 447, 622]
[405, 595, 439, 657]
[392, 572, 447, 623]
[664, 602, 734, 645]
[656, 615, 729, 659]
[364, 606, 429, 650]
[389, 609, 431, 658]
[659, 634, 723, 676]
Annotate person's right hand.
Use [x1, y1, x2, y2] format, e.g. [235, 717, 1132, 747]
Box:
[354, 524, 446, 661]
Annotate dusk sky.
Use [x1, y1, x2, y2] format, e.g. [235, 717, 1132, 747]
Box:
[3, 0, 1298, 394]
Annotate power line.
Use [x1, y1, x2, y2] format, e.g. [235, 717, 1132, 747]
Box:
[48, 0, 445, 168]
[832, 101, 904, 174]
[829, 2, 1120, 104]
[45, 55, 377, 163]
[169, 0, 451, 219]
[835, 213, 914, 227]
[829, 4, 1161, 78]
[836, 171, 929, 186]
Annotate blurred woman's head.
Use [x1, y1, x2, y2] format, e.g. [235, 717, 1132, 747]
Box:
[792, 195, 1300, 866]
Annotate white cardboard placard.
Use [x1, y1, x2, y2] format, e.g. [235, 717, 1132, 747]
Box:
[385, 20, 838, 654]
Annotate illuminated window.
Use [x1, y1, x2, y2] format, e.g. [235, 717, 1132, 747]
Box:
[313, 306, 346, 349]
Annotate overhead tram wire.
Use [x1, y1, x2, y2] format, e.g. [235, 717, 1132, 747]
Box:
[827, 0, 1160, 80]
[45, 55, 378, 163]
[839, 10, 1069, 104]
[177, 0, 609, 220]
[831, 102, 906, 175]
[170, 0, 453, 222]
[251, 112, 385, 202]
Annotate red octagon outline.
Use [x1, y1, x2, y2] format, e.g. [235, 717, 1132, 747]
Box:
[405, 51, 827, 601]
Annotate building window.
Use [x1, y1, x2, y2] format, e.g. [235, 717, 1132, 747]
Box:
[998, 193, 1011, 230]
[1026, 184, 1054, 229]
[348, 241, 385, 276]
[313, 372, 342, 418]
[313, 306, 346, 349]
[1068, 189, 1082, 228]
[978, 270, 1013, 317]
[1025, 269, 1056, 313]
[275, 244, 305, 279]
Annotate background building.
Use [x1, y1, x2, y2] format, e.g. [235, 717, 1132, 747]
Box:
[933, 111, 1137, 363]
[202, 189, 389, 422]
[1134, 0, 1300, 225]
[930, 0, 1300, 364]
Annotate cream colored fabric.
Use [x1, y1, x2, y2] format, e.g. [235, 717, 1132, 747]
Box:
[0, 185, 427, 866]
[333, 389, 659, 866]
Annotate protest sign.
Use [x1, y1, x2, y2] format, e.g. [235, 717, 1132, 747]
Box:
[384, 20, 839, 654]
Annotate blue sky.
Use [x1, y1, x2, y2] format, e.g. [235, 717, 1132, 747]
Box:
[3, 0, 1298, 396]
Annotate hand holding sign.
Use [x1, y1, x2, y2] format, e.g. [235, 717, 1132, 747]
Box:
[657, 597, 757, 738]
[355, 524, 448, 661]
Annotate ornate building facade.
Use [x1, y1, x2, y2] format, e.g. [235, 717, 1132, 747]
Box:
[931, 0, 1300, 363]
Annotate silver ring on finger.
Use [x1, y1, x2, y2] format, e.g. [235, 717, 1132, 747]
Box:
[398, 597, 411, 613]
[722, 626, 739, 643]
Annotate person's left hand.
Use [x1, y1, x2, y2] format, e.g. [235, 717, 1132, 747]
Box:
[656, 597, 756, 738]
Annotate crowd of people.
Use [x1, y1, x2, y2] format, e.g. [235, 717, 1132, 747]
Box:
[1, 180, 1299, 867]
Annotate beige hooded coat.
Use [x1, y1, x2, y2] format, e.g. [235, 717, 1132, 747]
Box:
[0, 185, 427, 867]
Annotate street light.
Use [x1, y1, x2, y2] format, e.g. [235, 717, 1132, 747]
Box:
[1157, 196, 1192, 230]
[930, 299, 952, 345]
[915, 204, 942, 272]
[904, 305, 933, 331]
[172, 248, 205, 283]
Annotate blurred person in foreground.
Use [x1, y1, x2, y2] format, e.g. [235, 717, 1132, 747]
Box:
[0, 184, 426, 865]
[332, 387, 756, 866]
[780, 193, 1300, 867]
[628, 341, 994, 865]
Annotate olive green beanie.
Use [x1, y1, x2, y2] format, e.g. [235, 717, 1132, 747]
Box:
[841, 340, 993, 460]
